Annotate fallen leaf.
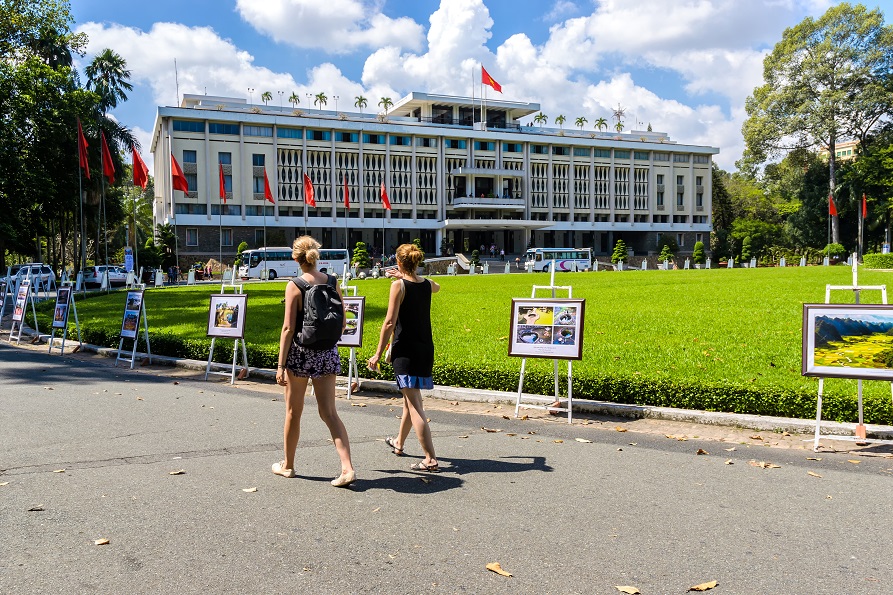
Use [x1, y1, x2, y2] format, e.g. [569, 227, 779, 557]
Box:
[689, 580, 718, 591]
[806, 457, 822, 461]
[451, 401, 458, 405]
[724, 447, 736, 452]
[27, 505, 44, 512]
[615, 587, 640, 594]
[44, 386, 54, 390]
[136, 396, 143, 401]
[372, 507, 380, 512]
[173, 381, 179, 385]
[782, 431, 791, 437]
[575, 438, 593, 443]
[807, 471, 822, 478]
[750, 435, 763, 441]
[826, 495, 833, 499]
[521, 415, 529, 420]
[169, 469, 186, 475]
[847, 460, 861, 464]
[94, 538, 110, 546]
[482, 427, 502, 433]
[554, 439, 564, 444]
[486, 562, 512, 577]
[748, 461, 780, 469]
[724, 459, 734, 465]
[615, 427, 628, 432]
[242, 487, 258, 493]
[528, 431, 538, 435]
[52, 469, 65, 473]
[351, 403, 367, 407]
[629, 442, 637, 446]
[458, 435, 469, 439]
[420, 477, 432, 484]
[696, 449, 709, 455]
[0, 481, 9, 486]
[506, 433, 517, 437]
[617, 448, 623, 451]
[502, 415, 510, 420]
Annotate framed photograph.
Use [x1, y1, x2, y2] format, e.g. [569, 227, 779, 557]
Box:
[12, 278, 30, 323]
[338, 296, 365, 348]
[120, 290, 144, 339]
[52, 287, 72, 329]
[508, 298, 586, 360]
[803, 303, 893, 380]
[207, 294, 247, 339]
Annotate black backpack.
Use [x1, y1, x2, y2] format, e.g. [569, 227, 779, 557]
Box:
[291, 275, 344, 349]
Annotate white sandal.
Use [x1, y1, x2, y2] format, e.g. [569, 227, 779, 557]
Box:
[271, 461, 295, 478]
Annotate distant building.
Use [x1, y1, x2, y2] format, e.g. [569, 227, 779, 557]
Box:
[150, 92, 718, 265]
[819, 139, 860, 162]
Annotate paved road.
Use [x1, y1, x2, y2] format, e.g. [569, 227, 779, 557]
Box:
[2, 343, 892, 594]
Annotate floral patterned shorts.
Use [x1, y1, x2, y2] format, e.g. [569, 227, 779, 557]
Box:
[286, 342, 341, 378]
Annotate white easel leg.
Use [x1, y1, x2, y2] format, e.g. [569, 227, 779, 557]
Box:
[205, 337, 216, 380]
[515, 358, 527, 418]
[566, 360, 573, 424]
[230, 339, 239, 385]
[814, 378, 824, 452]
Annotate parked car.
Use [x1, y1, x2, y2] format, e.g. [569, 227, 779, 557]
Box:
[83, 265, 127, 287]
[9, 263, 56, 287]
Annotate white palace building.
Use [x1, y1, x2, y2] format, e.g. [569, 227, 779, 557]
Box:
[150, 92, 718, 263]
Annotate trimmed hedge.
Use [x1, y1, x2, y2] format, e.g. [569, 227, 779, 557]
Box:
[862, 253, 893, 269]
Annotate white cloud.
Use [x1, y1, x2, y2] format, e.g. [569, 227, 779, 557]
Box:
[543, 1, 579, 22]
[235, 0, 425, 53]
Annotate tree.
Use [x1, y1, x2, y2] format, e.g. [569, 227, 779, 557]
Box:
[412, 238, 425, 265]
[594, 117, 608, 131]
[234, 241, 248, 266]
[313, 92, 327, 109]
[85, 48, 132, 112]
[351, 241, 371, 268]
[354, 95, 367, 113]
[611, 239, 627, 264]
[710, 165, 735, 260]
[692, 241, 706, 265]
[378, 96, 393, 116]
[740, 3, 893, 244]
[575, 116, 587, 130]
[658, 244, 674, 262]
[261, 91, 272, 106]
[555, 114, 566, 129]
[533, 112, 547, 127]
[614, 120, 624, 133]
[288, 92, 299, 108]
[740, 236, 752, 262]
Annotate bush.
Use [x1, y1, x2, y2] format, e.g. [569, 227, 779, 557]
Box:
[658, 244, 674, 262]
[234, 242, 249, 267]
[823, 243, 847, 259]
[692, 241, 706, 264]
[740, 236, 752, 262]
[863, 253, 893, 269]
[470, 250, 480, 266]
[351, 241, 371, 268]
[611, 239, 627, 264]
[412, 238, 425, 264]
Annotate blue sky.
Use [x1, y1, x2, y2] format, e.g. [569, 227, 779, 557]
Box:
[72, 0, 893, 171]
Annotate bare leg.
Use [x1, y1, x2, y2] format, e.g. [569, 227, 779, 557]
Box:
[283, 371, 307, 469]
[402, 387, 436, 465]
[312, 374, 354, 475]
[392, 397, 413, 452]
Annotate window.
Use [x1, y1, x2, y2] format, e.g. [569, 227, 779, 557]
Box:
[475, 141, 495, 151]
[673, 215, 688, 223]
[552, 146, 569, 156]
[252, 154, 265, 167]
[175, 204, 207, 215]
[694, 155, 709, 164]
[653, 215, 669, 223]
[417, 137, 437, 147]
[222, 228, 233, 247]
[634, 151, 649, 160]
[656, 174, 664, 184]
[185, 173, 197, 192]
[253, 176, 264, 193]
[246, 206, 273, 216]
[363, 133, 385, 144]
[696, 233, 703, 244]
[277, 127, 302, 139]
[673, 154, 689, 163]
[531, 144, 548, 154]
[656, 191, 664, 207]
[255, 230, 265, 247]
[594, 149, 611, 158]
[693, 215, 708, 224]
[390, 135, 411, 146]
[336, 132, 358, 142]
[186, 228, 198, 246]
[696, 176, 702, 186]
[653, 152, 670, 162]
[614, 150, 630, 159]
[573, 148, 590, 157]
[677, 175, 684, 186]
[244, 125, 272, 137]
[503, 143, 522, 153]
[218, 152, 232, 165]
[307, 130, 330, 141]
[444, 139, 466, 149]
[656, 232, 662, 247]
[696, 193, 703, 208]
[183, 150, 197, 163]
[211, 205, 241, 216]
[677, 233, 685, 247]
[677, 192, 684, 207]
[173, 120, 204, 133]
[209, 122, 239, 135]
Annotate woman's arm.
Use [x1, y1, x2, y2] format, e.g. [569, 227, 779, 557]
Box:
[276, 282, 301, 384]
[367, 279, 404, 371]
[427, 277, 441, 294]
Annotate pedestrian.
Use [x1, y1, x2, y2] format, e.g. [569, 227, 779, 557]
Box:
[273, 235, 356, 487]
[500, 249, 505, 261]
[367, 243, 441, 472]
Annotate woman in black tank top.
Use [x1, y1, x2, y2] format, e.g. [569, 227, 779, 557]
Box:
[368, 243, 441, 472]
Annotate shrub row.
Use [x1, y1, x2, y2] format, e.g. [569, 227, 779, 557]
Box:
[862, 253, 893, 269]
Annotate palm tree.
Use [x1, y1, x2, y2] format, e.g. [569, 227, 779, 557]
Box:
[85, 48, 133, 112]
[288, 92, 300, 108]
[314, 92, 328, 109]
[594, 117, 608, 131]
[555, 114, 566, 129]
[354, 95, 368, 114]
[378, 96, 393, 116]
[261, 91, 272, 106]
[615, 120, 625, 132]
[575, 116, 587, 130]
[533, 112, 548, 127]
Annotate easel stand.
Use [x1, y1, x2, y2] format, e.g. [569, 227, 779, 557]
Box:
[515, 262, 574, 424]
[9, 278, 39, 345]
[813, 257, 891, 451]
[340, 264, 359, 399]
[205, 284, 250, 384]
[48, 293, 82, 354]
[115, 305, 152, 369]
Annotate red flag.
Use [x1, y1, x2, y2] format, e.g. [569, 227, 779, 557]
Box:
[482, 65, 502, 93]
[100, 132, 115, 184]
[219, 163, 227, 203]
[380, 181, 391, 210]
[132, 146, 148, 189]
[862, 193, 868, 219]
[263, 168, 274, 204]
[170, 154, 188, 193]
[77, 118, 90, 179]
[829, 194, 837, 216]
[343, 173, 349, 210]
[303, 172, 316, 207]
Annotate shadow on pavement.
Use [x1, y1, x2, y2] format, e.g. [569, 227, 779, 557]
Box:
[441, 455, 553, 476]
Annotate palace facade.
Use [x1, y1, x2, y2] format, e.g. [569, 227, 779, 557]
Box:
[150, 92, 718, 263]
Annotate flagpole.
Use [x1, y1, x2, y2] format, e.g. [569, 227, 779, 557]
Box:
[470, 65, 475, 125]
[78, 161, 85, 285]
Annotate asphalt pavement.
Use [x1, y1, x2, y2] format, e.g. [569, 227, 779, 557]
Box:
[2, 342, 893, 594]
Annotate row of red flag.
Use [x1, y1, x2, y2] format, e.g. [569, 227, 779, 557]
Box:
[828, 193, 868, 218]
[78, 118, 149, 190]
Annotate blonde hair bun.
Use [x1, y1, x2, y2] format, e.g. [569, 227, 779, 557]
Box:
[292, 236, 320, 267]
[396, 243, 424, 272]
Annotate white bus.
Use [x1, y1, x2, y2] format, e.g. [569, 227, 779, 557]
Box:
[238, 247, 349, 280]
[523, 248, 592, 272]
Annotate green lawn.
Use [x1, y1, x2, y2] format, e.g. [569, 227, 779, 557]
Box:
[35, 266, 893, 423]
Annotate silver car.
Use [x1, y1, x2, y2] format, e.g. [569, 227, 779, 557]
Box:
[9, 263, 56, 287]
[83, 265, 127, 287]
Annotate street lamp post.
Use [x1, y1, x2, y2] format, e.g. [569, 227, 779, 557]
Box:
[333, 95, 340, 113]
[248, 87, 255, 104]
[277, 91, 283, 109]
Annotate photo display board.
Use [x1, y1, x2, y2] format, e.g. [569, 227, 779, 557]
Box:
[12, 279, 30, 322]
[207, 294, 247, 339]
[803, 303, 893, 380]
[338, 296, 365, 348]
[120, 290, 144, 339]
[0, 279, 7, 308]
[52, 287, 72, 329]
[508, 298, 586, 360]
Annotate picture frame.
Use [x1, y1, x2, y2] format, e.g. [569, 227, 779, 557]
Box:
[52, 287, 72, 329]
[207, 294, 247, 339]
[802, 303, 893, 380]
[12, 278, 30, 323]
[508, 298, 585, 360]
[338, 296, 365, 348]
[120, 289, 144, 339]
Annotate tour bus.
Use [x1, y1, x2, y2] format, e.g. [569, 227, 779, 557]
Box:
[523, 247, 593, 272]
[238, 247, 349, 280]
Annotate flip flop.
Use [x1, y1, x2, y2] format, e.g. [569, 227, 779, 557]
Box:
[410, 461, 440, 473]
[385, 436, 404, 456]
